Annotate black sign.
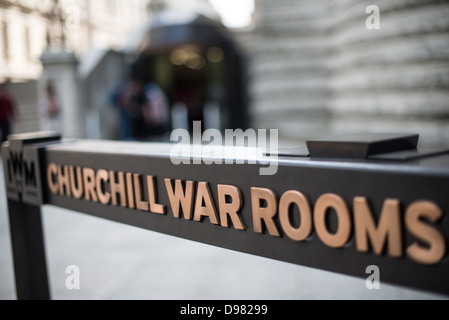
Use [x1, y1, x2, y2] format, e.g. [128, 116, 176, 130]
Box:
[3, 133, 449, 298]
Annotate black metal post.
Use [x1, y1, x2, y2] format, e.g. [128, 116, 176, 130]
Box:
[8, 200, 50, 300]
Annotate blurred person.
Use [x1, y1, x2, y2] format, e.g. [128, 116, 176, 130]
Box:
[40, 81, 62, 133]
[174, 83, 205, 132]
[142, 83, 170, 138]
[0, 80, 18, 143]
[111, 82, 132, 140]
[111, 80, 146, 140]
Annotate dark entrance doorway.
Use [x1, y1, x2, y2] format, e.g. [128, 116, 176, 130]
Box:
[129, 10, 249, 140]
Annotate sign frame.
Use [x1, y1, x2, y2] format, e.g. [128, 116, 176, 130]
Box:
[3, 133, 449, 299]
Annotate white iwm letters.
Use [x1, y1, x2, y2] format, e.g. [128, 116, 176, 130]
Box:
[170, 121, 279, 176]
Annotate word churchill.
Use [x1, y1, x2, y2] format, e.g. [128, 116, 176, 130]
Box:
[46, 163, 446, 266]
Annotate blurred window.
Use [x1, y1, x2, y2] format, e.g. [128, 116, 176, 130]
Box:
[25, 26, 32, 61]
[1, 21, 9, 61]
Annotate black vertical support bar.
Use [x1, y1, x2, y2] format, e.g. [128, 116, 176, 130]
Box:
[3, 132, 61, 300]
[8, 199, 50, 300]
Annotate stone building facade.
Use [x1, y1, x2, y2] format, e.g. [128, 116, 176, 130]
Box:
[246, 0, 449, 147]
[0, 0, 150, 82]
[0, 0, 218, 137]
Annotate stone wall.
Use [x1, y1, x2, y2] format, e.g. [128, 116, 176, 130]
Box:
[246, 0, 449, 147]
[9, 80, 40, 134]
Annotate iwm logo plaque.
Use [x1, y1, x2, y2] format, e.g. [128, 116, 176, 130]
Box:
[2, 132, 61, 205]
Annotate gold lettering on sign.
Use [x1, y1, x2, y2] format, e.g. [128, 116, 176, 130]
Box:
[165, 179, 195, 220]
[47, 163, 59, 194]
[279, 190, 313, 242]
[217, 185, 245, 230]
[126, 172, 135, 209]
[96, 169, 111, 205]
[134, 174, 149, 211]
[405, 201, 446, 265]
[353, 197, 402, 258]
[147, 176, 166, 215]
[251, 187, 280, 237]
[314, 193, 351, 248]
[109, 171, 127, 207]
[83, 168, 98, 203]
[194, 182, 219, 225]
[69, 166, 83, 199]
[58, 165, 71, 196]
[44, 162, 447, 266]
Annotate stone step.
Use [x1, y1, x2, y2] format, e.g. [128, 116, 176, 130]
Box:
[252, 97, 329, 116]
[249, 36, 331, 58]
[256, 18, 332, 37]
[256, 0, 331, 23]
[330, 62, 449, 91]
[330, 34, 449, 68]
[252, 77, 329, 95]
[329, 90, 449, 117]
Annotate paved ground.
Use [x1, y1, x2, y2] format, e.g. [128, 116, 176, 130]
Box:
[0, 165, 447, 300]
